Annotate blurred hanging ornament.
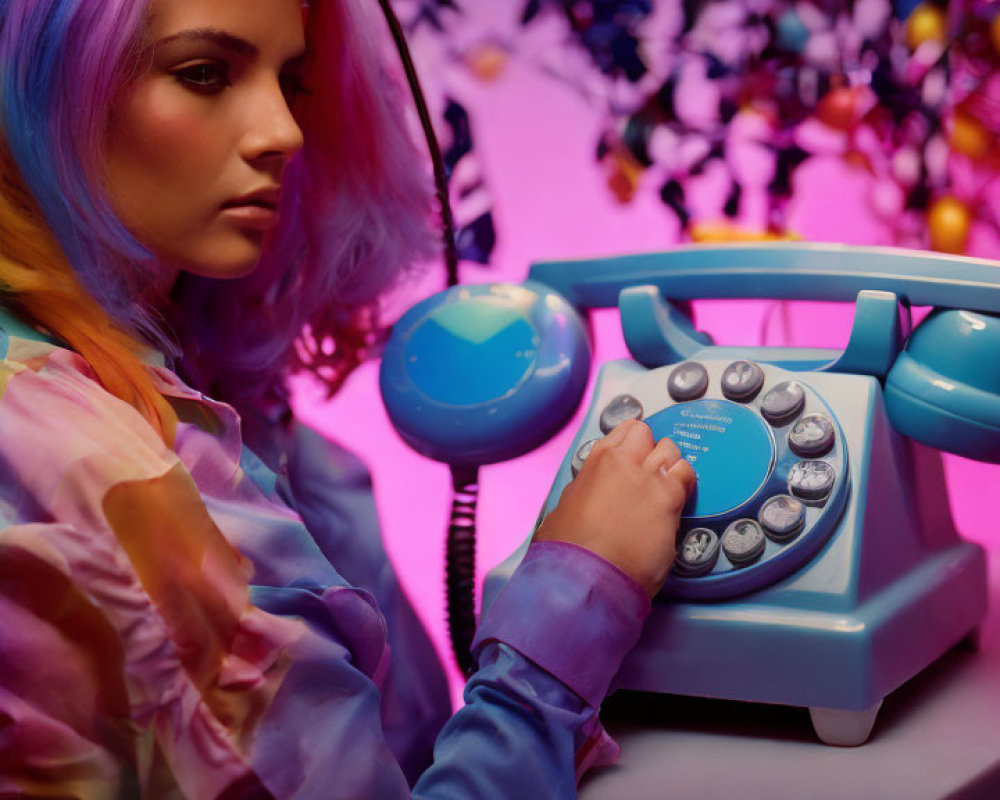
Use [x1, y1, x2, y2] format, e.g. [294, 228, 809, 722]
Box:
[402, 0, 461, 33]
[924, 133, 951, 186]
[521, 0, 653, 82]
[604, 143, 644, 204]
[871, 177, 906, 218]
[691, 221, 801, 243]
[464, 40, 510, 81]
[949, 111, 991, 160]
[892, 146, 923, 188]
[853, 0, 893, 41]
[816, 86, 868, 132]
[905, 3, 948, 51]
[508, 0, 999, 249]
[928, 195, 972, 253]
[776, 9, 810, 53]
[439, 98, 498, 266]
[844, 149, 874, 172]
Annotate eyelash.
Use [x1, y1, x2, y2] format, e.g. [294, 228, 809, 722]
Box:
[280, 74, 312, 100]
[174, 62, 230, 94]
[172, 62, 312, 100]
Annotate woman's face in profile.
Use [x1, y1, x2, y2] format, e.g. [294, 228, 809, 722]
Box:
[103, 0, 307, 284]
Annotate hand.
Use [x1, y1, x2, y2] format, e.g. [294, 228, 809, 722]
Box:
[534, 419, 696, 598]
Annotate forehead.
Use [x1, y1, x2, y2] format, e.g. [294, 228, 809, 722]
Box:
[145, 0, 306, 55]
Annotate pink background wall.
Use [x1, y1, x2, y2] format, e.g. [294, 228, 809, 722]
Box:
[292, 5, 1000, 698]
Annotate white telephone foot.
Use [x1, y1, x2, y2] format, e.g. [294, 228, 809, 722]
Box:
[808, 701, 882, 746]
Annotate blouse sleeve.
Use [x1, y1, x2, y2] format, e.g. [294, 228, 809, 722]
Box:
[413, 541, 651, 798]
[0, 528, 649, 800]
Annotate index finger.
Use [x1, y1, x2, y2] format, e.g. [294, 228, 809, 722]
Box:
[604, 418, 654, 454]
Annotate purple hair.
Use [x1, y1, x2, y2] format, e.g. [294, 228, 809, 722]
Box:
[0, 0, 436, 408]
[0, 0, 155, 325]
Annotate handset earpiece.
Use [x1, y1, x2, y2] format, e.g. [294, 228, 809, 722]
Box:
[885, 308, 1000, 463]
[380, 281, 591, 466]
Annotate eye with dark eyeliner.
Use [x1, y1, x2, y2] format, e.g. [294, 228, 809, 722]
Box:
[279, 72, 312, 100]
[173, 61, 230, 94]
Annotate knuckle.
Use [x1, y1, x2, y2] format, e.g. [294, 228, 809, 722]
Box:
[604, 446, 633, 468]
[659, 467, 693, 508]
[655, 436, 682, 459]
[625, 419, 655, 448]
[589, 434, 615, 456]
[613, 418, 643, 437]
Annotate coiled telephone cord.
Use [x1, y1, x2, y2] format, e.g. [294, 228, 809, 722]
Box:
[447, 465, 479, 677]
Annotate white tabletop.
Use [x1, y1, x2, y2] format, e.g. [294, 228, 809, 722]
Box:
[580, 549, 1000, 800]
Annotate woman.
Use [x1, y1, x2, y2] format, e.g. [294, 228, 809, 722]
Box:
[0, 0, 695, 796]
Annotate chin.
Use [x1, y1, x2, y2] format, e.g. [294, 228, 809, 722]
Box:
[176, 240, 265, 281]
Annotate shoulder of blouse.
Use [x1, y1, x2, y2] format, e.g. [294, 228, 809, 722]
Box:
[0, 328, 193, 530]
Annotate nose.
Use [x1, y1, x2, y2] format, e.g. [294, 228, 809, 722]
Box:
[240, 75, 305, 172]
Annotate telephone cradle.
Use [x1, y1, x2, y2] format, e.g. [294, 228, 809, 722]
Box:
[379, 243, 1000, 746]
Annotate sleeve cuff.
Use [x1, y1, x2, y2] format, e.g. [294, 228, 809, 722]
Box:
[472, 540, 651, 707]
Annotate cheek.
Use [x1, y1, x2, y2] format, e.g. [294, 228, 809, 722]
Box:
[106, 83, 231, 212]
[104, 80, 266, 277]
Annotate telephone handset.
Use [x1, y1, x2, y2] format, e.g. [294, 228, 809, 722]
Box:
[380, 243, 996, 745]
[525, 243, 1000, 462]
[383, 243, 1000, 464]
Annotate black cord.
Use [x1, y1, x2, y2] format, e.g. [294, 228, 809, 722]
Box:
[446, 464, 479, 677]
[377, 0, 478, 676]
[376, 0, 460, 288]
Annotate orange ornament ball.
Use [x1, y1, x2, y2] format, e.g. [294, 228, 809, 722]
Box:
[991, 12, 1000, 55]
[464, 42, 509, 82]
[816, 87, 861, 132]
[906, 3, 947, 50]
[605, 148, 643, 205]
[928, 196, 972, 254]
[950, 113, 990, 160]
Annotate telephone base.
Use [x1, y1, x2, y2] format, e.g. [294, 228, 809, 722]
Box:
[610, 538, 986, 742]
[483, 358, 989, 745]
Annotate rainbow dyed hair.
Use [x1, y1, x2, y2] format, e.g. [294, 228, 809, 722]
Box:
[0, 0, 434, 434]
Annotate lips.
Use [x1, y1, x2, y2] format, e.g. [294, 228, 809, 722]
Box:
[221, 187, 282, 230]
[222, 187, 281, 211]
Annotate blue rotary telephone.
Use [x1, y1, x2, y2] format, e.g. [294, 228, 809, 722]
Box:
[379, 242, 999, 745]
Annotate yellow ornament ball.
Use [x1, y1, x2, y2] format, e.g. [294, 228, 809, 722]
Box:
[928, 196, 972, 254]
[691, 222, 801, 243]
[950, 113, 990, 160]
[906, 3, 947, 50]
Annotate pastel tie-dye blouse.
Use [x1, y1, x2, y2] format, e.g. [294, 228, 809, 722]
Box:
[0, 326, 651, 798]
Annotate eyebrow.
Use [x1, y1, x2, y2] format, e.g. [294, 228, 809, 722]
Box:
[154, 28, 259, 59]
[151, 28, 306, 65]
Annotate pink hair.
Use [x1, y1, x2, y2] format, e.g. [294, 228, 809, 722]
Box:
[0, 0, 436, 420]
[170, 0, 437, 409]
